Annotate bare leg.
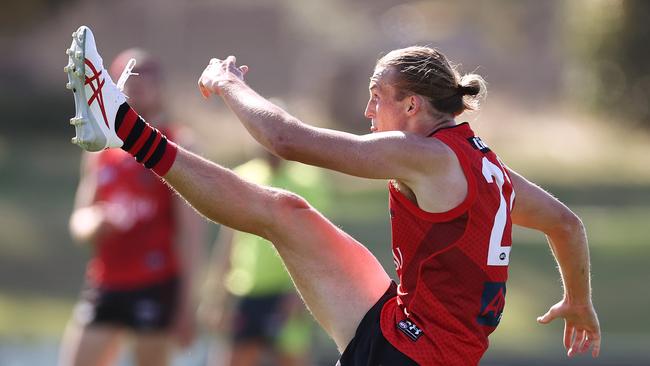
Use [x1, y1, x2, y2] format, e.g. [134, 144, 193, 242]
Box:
[58, 322, 123, 366]
[228, 341, 264, 366]
[132, 332, 173, 366]
[164, 148, 391, 351]
[277, 352, 309, 366]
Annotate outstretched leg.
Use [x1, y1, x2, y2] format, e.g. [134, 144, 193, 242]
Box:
[166, 148, 391, 350]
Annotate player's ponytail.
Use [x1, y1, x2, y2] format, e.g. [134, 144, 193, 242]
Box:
[457, 73, 486, 113]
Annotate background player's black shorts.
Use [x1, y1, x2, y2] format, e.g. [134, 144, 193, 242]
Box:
[73, 276, 179, 331]
[337, 281, 418, 366]
[231, 292, 293, 344]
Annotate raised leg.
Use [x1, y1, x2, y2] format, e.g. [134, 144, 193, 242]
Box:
[165, 148, 391, 351]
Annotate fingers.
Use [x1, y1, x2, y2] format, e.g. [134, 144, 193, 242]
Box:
[565, 328, 601, 358]
[589, 331, 601, 358]
[563, 324, 574, 351]
[580, 337, 591, 353]
[537, 307, 558, 325]
[199, 82, 210, 99]
[568, 329, 586, 357]
[198, 56, 245, 98]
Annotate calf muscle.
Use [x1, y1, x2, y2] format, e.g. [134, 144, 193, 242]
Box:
[163, 148, 274, 237]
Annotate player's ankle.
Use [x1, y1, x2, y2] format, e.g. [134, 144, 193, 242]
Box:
[114, 103, 178, 176]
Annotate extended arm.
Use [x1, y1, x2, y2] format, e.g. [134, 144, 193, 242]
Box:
[508, 168, 601, 358]
[197, 56, 448, 182]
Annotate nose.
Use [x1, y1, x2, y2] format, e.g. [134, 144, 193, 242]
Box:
[364, 99, 375, 119]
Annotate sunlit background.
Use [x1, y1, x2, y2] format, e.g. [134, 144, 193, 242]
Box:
[1, 0, 649, 365]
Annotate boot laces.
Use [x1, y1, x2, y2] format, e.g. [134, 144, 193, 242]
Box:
[116, 58, 139, 92]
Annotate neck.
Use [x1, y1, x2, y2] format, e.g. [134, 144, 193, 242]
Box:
[430, 117, 456, 131]
[409, 116, 456, 136]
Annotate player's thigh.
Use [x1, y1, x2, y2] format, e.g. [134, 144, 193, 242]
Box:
[267, 195, 391, 352]
[59, 322, 123, 366]
[132, 332, 173, 366]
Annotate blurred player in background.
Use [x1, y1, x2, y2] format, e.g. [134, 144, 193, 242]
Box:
[202, 150, 325, 366]
[58, 48, 206, 366]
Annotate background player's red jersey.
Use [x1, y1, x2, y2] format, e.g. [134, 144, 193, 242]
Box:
[88, 139, 179, 289]
[380, 123, 515, 365]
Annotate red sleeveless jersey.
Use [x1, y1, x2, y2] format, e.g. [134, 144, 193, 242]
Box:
[88, 135, 178, 289]
[380, 123, 515, 365]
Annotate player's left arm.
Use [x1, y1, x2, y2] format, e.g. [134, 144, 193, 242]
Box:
[508, 168, 601, 358]
[69, 152, 103, 244]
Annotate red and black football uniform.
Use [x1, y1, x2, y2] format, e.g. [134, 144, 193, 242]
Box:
[88, 145, 178, 289]
[74, 130, 181, 330]
[340, 123, 515, 365]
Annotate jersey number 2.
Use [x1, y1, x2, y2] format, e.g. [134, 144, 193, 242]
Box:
[482, 157, 513, 266]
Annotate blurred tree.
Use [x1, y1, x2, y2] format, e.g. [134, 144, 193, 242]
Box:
[1, 0, 77, 34]
[611, 0, 650, 127]
[568, 0, 650, 127]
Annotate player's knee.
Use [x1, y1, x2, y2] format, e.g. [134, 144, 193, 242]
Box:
[272, 189, 311, 216]
[266, 189, 312, 233]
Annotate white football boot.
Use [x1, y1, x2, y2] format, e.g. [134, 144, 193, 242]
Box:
[65, 25, 130, 151]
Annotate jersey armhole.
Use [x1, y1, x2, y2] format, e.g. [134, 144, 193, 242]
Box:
[388, 136, 478, 223]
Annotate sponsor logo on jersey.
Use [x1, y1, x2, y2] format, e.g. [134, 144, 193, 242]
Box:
[477, 282, 506, 327]
[468, 136, 491, 153]
[397, 319, 423, 341]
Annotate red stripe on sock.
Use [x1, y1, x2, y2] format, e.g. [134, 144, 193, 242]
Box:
[128, 127, 153, 156]
[142, 132, 162, 163]
[151, 141, 178, 177]
[116, 108, 138, 141]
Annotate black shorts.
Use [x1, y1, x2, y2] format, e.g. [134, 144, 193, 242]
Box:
[337, 281, 417, 366]
[231, 292, 294, 344]
[73, 277, 179, 331]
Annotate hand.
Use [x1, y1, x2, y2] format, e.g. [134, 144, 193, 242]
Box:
[101, 202, 137, 232]
[537, 299, 601, 358]
[198, 55, 249, 98]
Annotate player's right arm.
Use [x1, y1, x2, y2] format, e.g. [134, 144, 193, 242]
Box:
[507, 168, 601, 358]
[69, 153, 99, 243]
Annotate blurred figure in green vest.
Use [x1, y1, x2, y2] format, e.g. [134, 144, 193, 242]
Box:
[203, 150, 330, 366]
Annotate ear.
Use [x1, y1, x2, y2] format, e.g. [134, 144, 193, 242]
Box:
[405, 95, 422, 115]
